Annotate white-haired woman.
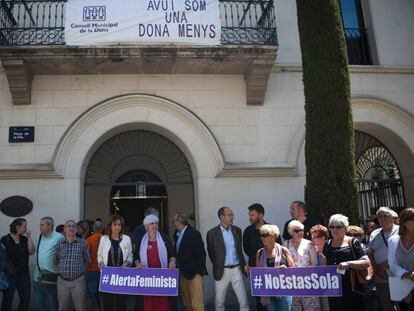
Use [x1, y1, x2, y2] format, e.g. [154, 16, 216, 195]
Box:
[135, 215, 175, 311]
[322, 214, 370, 311]
[256, 224, 295, 311]
[283, 220, 320, 311]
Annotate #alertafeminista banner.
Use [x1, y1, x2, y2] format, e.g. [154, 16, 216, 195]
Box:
[99, 267, 178, 296]
[250, 266, 342, 297]
[65, 0, 221, 45]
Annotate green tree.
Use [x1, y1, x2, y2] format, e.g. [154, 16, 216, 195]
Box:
[296, 0, 359, 224]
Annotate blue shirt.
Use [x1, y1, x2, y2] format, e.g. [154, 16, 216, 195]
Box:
[176, 225, 188, 253]
[34, 231, 64, 281]
[221, 225, 239, 266]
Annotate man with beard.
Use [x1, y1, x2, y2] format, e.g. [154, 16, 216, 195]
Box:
[243, 203, 281, 311]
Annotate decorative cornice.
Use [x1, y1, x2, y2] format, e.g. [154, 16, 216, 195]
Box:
[0, 164, 63, 179]
[272, 64, 414, 74]
[217, 163, 298, 178]
[53, 94, 225, 177]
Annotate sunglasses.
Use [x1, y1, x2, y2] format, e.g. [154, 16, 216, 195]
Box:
[260, 233, 270, 238]
[293, 229, 304, 233]
[329, 225, 344, 230]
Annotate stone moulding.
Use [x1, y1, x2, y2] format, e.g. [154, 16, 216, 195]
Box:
[0, 45, 277, 105]
[0, 164, 63, 180]
[217, 163, 298, 177]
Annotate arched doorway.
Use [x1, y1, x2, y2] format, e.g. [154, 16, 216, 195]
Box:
[355, 130, 406, 219]
[83, 130, 194, 236]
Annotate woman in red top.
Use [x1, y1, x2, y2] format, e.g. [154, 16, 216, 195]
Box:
[136, 215, 176, 311]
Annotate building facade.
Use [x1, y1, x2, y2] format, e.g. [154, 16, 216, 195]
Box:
[0, 0, 413, 307]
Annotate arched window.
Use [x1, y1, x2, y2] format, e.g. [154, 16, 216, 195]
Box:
[355, 130, 405, 219]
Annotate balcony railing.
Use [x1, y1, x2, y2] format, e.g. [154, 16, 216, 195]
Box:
[0, 0, 278, 46]
[344, 27, 372, 65]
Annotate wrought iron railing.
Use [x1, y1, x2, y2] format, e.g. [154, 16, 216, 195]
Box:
[357, 179, 405, 220]
[344, 27, 372, 65]
[0, 0, 277, 46]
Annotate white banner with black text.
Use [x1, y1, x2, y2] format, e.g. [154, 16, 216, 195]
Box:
[65, 0, 221, 46]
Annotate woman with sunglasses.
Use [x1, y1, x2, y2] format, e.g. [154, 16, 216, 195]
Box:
[283, 220, 320, 311]
[322, 214, 370, 311]
[256, 224, 294, 311]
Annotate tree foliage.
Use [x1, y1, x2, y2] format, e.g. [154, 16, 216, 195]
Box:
[296, 0, 359, 224]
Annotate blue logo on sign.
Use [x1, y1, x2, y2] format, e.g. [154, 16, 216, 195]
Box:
[83, 6, 106, 22]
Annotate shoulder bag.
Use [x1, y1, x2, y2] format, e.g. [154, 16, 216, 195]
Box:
[37, 235, 58, 287]
[349, 238, 374, 295]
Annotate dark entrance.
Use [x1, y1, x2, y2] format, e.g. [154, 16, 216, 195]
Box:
[84, 130, 194, 237]
[110, 169, 168, 234]
[355, 130, 406, 219]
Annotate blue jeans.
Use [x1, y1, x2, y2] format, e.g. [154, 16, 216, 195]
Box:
[85, 271, 100, 300]
[265, 296, 292, 311]
[33, 280, 58, 311]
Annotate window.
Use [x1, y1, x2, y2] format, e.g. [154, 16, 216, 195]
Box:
[338, 0, 372, 65]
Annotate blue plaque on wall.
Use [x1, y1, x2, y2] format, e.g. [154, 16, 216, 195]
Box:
[9, 126, 35, 143]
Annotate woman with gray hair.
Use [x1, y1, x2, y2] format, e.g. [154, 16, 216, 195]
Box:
[322, 214, 371, 311]
[136, 214, 175, 311]
[283, 220, 320, 311]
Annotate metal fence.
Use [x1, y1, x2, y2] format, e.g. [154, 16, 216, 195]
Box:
[357, 179, 406, 221]
[0, 0, 278, 46]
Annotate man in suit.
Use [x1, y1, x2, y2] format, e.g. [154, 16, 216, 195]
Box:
[206, 207, 249, 311]
[173, 213, 207, 311]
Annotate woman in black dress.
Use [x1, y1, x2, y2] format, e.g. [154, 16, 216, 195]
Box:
[0, 218, 35, 311]
[323, 214, 371, 311]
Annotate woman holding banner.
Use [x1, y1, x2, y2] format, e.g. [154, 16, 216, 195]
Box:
[322, 214, 370, 311]
[97, 215, 133, 311]
[136, 214, 175, 311]
[284, 220, 320, 311]
[388, 207, 414, 311]
[311, 225, 330, 311]
[256, 224, 295, 311]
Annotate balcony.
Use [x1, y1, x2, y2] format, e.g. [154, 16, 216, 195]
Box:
[344, 27, 372, 65]
[0, 0, 278, 106]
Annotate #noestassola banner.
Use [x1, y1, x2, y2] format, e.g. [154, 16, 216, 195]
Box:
[250, 266, 342, 297]
[99, 266, 178, 296]
[65, 0, 221, 45]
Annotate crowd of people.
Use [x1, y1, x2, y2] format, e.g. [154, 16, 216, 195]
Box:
[0, 202, 413, 311]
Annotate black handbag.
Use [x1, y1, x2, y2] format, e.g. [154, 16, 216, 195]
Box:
[37, 235, 57, 287]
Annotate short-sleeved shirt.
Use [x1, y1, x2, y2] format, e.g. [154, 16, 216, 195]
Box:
[1, 234, 29, 271]
[86, 232, 103, 272]
[368, 225, 399, 283]
[395, 240, 414, 273]
[55, 237, 90, 280]
[34, 231, 64, 281]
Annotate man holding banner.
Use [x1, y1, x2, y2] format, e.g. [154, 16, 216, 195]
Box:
[174, 212, 207, 311]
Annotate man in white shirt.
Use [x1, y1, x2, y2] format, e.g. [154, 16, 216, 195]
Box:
[207, 207, 249, 311]
[368, 207, 399, 311]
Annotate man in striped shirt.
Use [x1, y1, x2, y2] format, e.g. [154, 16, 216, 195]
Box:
[54, 220, 90, 311]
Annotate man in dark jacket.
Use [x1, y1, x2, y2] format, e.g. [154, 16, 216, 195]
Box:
[173, 213, 207, 311]
[207, 207, 249, 311]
